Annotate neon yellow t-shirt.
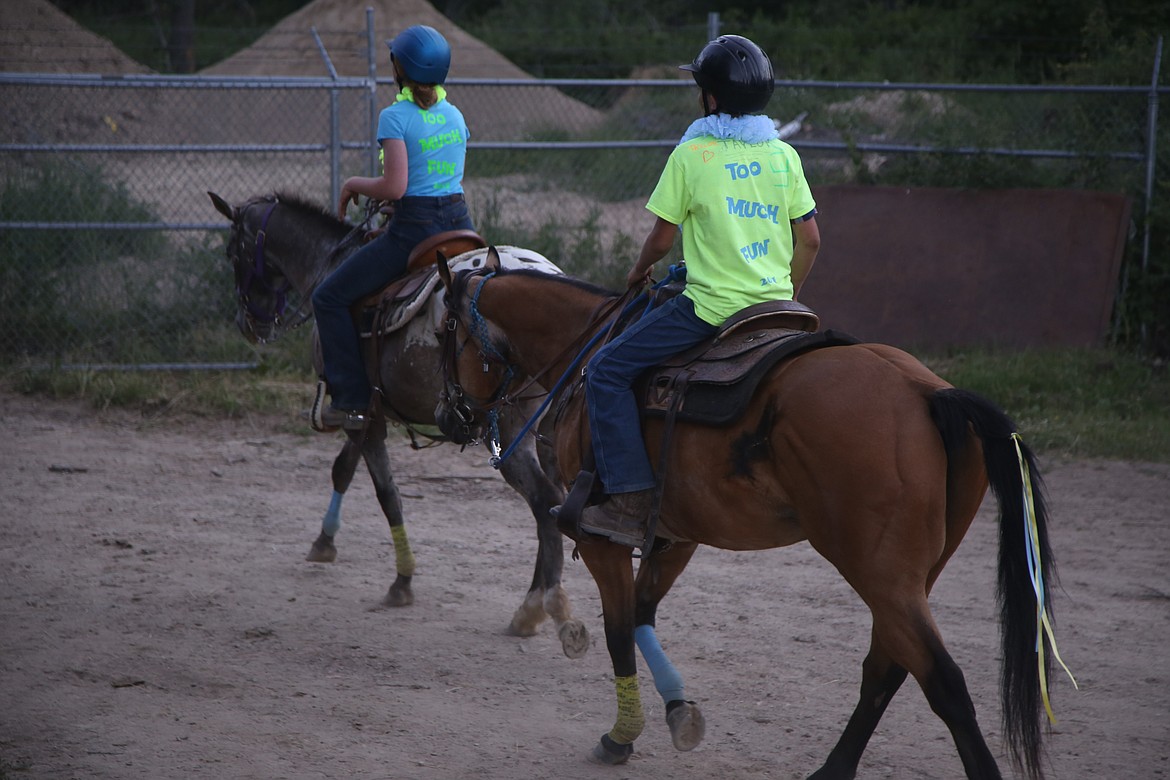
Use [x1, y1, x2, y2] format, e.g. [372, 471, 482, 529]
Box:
[646, 135, 816, 325]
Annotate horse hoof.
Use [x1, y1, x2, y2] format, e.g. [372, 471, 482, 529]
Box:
[506, 622, 539, 638]
[306, 538, 337, 563]
[587, 734, 633, 766]
[382, 578, 413, 608]
[558, 619, 589, 659]
[666, 700, 705, 751]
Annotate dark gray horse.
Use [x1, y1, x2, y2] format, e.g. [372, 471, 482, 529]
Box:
[208, 191, 587, 658]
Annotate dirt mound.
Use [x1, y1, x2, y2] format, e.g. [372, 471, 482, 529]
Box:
[202, 0, 525, 80]
[199, 0, 603, 139]
[0, 0, 151, 74]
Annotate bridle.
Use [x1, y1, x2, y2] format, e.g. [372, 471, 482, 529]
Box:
[438, 265, 526, 459]
[439, 263, 648, 466]
[228, 195, 381, 342]
[230, 197, 292, 337]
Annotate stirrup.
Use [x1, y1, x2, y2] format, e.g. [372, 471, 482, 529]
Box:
[310, 380, 339, 433]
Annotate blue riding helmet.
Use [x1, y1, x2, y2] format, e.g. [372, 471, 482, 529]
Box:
[387, 25, 451, 85]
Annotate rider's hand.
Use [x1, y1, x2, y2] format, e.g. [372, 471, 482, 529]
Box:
[338, 186, 359, 220]
[627, 265, 652, 289]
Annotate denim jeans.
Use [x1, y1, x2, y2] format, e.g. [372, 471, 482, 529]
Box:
[586, 294, 717, 494]
[311, 195, 473, 410]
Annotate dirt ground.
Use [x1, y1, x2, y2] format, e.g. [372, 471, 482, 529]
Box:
[1, 389, 1167, 780]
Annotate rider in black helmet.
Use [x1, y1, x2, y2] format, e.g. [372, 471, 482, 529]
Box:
[681, 34, 775, 117]
[570, 33, 821, 550]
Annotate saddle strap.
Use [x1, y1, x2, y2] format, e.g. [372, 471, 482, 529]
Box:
[643, 368, 691, 556]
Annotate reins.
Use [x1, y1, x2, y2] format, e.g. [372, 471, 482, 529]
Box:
[444, 266, 651, 467]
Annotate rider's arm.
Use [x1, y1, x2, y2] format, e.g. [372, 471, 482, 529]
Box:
[790, 216, 821, 300]
[337, 139, 409, 218]
[628, 216, 677, 288]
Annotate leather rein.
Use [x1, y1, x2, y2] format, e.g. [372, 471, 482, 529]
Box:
[439, 264, 645, 466]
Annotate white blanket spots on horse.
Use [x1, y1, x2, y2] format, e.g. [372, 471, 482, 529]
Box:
[377, 246, 564, 340]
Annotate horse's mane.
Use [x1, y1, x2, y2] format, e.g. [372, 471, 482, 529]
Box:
[272, 190, 346, 232]
[496, 266, 618, 299]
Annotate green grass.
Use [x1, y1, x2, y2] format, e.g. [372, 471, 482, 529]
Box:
[6, 346, 1168, 463]
[923, 348, 1170, 462]
[6, 331, 317, 433]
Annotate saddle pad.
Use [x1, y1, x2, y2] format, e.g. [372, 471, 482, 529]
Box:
[640, 328, 859, 426]
[360, 246, 562, 338]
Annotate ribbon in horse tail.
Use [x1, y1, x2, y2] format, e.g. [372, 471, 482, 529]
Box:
[1011, 432, 1078, 723]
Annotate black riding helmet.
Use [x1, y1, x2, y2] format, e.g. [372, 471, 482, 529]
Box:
[680, 34, 774, 117]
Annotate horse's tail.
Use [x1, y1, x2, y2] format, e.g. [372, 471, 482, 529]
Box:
[930, 388, 1055, 780]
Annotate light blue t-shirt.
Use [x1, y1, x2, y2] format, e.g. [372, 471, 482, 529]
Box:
[377, 86, 469, 196]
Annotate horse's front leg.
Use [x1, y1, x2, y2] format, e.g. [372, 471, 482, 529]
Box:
[576, 540, 642, 764]
[634, 541, 705, 752]
[357, 420, 415, 607]
[306, 436, 364, 563]
[496, 414, 588, 659]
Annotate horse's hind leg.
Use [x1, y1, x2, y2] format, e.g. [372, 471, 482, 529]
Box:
[306, 437, 364, 563]
[814, 596, 1001, 780]
[358, 423, 415, 607]
[809, 635, 909, 780]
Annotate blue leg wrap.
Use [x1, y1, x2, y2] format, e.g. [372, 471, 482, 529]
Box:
[635, 624, 685, 703]
[321, 491, 343, 536]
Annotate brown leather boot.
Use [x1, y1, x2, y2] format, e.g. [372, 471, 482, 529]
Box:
[579, 489, 654, 547]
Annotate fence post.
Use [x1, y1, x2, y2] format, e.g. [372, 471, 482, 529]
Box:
[312, 26, 344, 209]
[367, 7, 379, 177]
[1143, 35, 1163, 275]
[707, 12, 720, 41]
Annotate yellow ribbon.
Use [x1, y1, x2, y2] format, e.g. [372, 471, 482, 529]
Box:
[1012, 433, 1078, 723]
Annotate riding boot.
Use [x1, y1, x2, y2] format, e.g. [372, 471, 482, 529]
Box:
[579, 488, 654, 548]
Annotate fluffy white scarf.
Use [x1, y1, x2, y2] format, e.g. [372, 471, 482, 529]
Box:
[679, 113, 778, 145]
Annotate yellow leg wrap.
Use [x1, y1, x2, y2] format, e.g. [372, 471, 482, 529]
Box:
[608, 675, 645, 745]
[390, 524, 416, 577]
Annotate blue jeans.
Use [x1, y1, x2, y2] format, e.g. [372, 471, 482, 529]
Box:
[311, 195, 473, 410]
[586, 294, 717, 494]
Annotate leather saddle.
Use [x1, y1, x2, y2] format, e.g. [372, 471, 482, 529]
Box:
[356, 229, 487, 311]
[637, 299, 859, 426]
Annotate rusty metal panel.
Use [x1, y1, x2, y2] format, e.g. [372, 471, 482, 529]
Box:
[799, 186, 1132, 349]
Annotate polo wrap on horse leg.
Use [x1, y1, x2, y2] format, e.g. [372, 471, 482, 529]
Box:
[390, 524, 416, 577]
[609, 675, 645, 745]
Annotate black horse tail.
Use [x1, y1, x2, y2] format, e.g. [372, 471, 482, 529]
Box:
[930, 388, 1056, 780]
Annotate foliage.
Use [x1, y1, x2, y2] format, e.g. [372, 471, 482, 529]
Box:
[473, 193, 641, 290]
[0, 161, 161, 359]
[0, 161, 250, 364]
[925, 348, 1170, 461]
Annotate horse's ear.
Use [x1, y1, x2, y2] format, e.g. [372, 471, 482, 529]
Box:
[208, 191, 236, 222]
[436, 250, 454, 291]
[486, 246, 501, 273]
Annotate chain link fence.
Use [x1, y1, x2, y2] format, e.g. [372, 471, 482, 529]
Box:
[1, 60, 1164, 367]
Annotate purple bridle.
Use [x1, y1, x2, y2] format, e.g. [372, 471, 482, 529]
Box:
[235, 198, 290, 326]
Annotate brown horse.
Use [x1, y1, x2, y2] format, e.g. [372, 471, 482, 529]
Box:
[208, 192, 589, 658]
[436, 250, 1068, 779]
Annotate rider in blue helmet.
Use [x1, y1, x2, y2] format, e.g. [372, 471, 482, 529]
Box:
[311, 24, 474, 432]
[388, 24, 451, 85]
